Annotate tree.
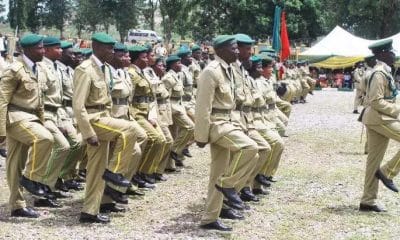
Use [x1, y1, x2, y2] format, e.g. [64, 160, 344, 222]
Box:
[8, 0, 28, 31]
[159, 0, 188, 44]
[113, 0, 139, 42]
[43, 0, 73, 38]
[140, 0, 158, 30]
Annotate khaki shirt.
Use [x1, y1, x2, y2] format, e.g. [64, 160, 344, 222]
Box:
[179, 65, 194, 99]
[163, 69, 184, 98]
[41, 57, 63, 123]
[128, 65, 157, 120]
[353, 67, 364, 89]
[189, 59, 201, 86]
[73, 55, 112, 139]
[0, 56, 46, 136]
[362, 61, 400, 125]
[56, 60, 75, 121]
[111, 66, 132, 119]
[194, 56, 239, 143]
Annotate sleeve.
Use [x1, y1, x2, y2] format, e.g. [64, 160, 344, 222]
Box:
[72, 67, 96, 139]
[369, 72, 400, 118]
[0, 68, 18, 136]
[162, 73, 175, 90]
[194, 68, 216, 143]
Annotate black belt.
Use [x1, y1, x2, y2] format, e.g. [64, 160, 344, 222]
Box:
[63, 99, 72, 107]
[86, 104, 106, 111]
[132, 96, 154, 103]
[44, 104, 59, 113]
[182, 95, 192, 102]
[211, 108, 231, 115]
[235, 105, 251, 113]
[157, 99, 168, 104]
[112, 98, 128, 105]
[170, 96, 182, 101]
[252, 106, 266, 113]
[8, 104, 37, 114]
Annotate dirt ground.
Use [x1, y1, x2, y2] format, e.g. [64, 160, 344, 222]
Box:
[1, 89, 400, 240]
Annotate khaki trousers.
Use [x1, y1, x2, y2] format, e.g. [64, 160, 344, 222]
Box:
[361, 122, 400, 205]
[136, 117, 167, 175]
[6, 120, 54, 210]
[171, 107, 194, 157]
[276, 98, 292, 118]
[354, 89, 363, 111]
[157, 125, 173, 174]
[43, 119, 70, 190]
[82, 117, 137, 215]
[258, 128, 285, 177]
[201, 129, 258, 225]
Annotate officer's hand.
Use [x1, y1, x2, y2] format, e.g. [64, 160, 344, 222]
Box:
[0, 136, 5, 143]
[87, 136, 100, 146]
[196, 141, 207, 148]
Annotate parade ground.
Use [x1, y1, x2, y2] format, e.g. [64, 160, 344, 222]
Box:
[0, 89, 399, 240]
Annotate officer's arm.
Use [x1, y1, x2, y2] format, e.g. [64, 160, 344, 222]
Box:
[369, 72, 400, 118]
[161, 73, 174, 90]
[0, 68, 18, 137]
[72, 67, 96, 139]
[194, 68, 216, 144]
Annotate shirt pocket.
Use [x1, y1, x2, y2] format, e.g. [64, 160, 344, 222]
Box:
[92, 79, 107, 99]
[21, 76, 37, 92]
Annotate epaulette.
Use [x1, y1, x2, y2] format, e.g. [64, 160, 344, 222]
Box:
[10, 61, 24, 72]
[78, 59, 91, 69]
[207, 60, 219, 69]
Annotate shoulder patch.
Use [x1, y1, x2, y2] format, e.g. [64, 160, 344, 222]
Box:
[10, 61, 23, 72]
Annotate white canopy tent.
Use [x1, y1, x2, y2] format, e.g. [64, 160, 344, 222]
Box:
[300, 26, 400, 57]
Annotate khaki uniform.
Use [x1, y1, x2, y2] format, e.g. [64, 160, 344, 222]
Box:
[179, 65, 196, 119]
[0, 56, 54, 210]
[195, 56, 258, 225]
[73, 55, 138, 215]
[361, 60, 400, 206]
[40, 57, 71, 191]
[189, 59, 202, 88]
[353, 67, 365, 111]
[143, 67, 173, 173]
[255, 76, 285, 179]
[163, 69, 194, 160]
[128, 65, 167, 176]
[55, 60, 85, 181]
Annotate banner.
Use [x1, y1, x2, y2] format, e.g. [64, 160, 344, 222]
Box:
[272, 5, 282, 52]
[280, 11, 290, 61]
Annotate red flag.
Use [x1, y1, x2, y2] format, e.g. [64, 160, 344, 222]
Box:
[280, 11, 291, 61]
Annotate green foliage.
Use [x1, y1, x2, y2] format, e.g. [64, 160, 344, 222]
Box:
[43, 0, 73, 37]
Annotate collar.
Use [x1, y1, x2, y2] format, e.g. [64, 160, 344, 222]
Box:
[214, 55, 230, 70]
[91, 54, 104, 69]
[22, 54, 35, 72]
[376, 60, 392, 74]
[55, 60, 67, 70]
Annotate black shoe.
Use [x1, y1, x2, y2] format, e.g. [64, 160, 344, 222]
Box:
[132, 175, 156, 189]
[139, 173, 156, 184]
[64, 179, 84, 191]
[240, 187, 259, 202]
[219, 208, 244, 220]
[75, 174, 86, 183]
[309, 91, 314, 95]
[253, 188, 269, 195]
[11, 207, 39, 218]
[126, 188, 145, 196]
[52, 191, 71, 199]
[20, 176, 45, 197]
[266, 176, 277, 183]
[55, 178, 69, 192]
[375, 170, 399, 192]
[102, 169, 131, 187]
[0, 148, 7, 158]
[200, 220, 232, 231]
[40, 184, 57, 200]
[255, 174, 272, 187]
[171, 152, 185, 167]
[165, 168, 181, 173]
[182, 148, 192, 158]
[100, 203, 126, 213]
[215, 184, 243, 205]
[353, 110, 359, 114]
[223, 200, 244, 211]
[34, 198, 62, 208]
[359, 204, 385, 212]
[153, 173, 167, 182]
[104, 186, 128, 204]
[79, 212, 110, 224]
[78, 169, 86, 178]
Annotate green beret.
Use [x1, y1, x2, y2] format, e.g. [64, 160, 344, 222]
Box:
[60, 41, 73, 49]
[43, 36, 61, 47]
[235, 33, 255, 45]
[145, 43, 153, 52]
[128, 45, 148, 53]
[191, 44, 201, 52]
[177, 47, 191, 57]
[368, 39, 393, 52]
[81, 48, 93, 55]
[166, 54, 181, 64]
[91, 32, 116, 45]
[72, 48, 82, 54]
[114, 42, 127, 52]
[260, 54, 273, 66]
[213, 35, 236, 48]
[250, 55, 261, 64]
[259, 46, 275, 53]
[20, 34, 43, 48]
[364, 55, 375, 61]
